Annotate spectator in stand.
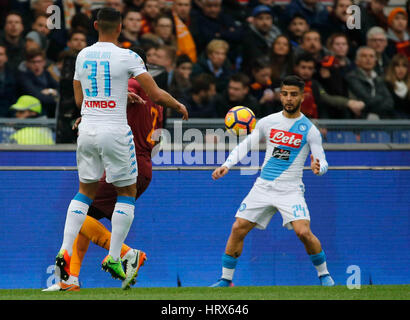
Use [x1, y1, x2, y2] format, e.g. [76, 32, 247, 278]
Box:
[247, 0, 285, 28]
[0, 12, 25, 72]
[25, 14, 50, 53]
[317, 33, 355, 118]
[359, 0, 389, 43]
[286, 13, 309, 49]
[312, 0, 361, 58]
[140, 0, 162, 36]
[214, 73, 260, 118]
[118, 9, 142, 48]
[65, 30, 88, 53]
[22, 0, 54, 30]
[156, 45, 177, 88]
[283, 0, 329, 27]
[294, 30, 330, 74]
[346, 46, 395, 119]
[153, 15, 177, 47]
[0, 44, 17, 118]
[8, 95, 55, 145]
[17, 48, 58, 118]
[367, 27, 390, 76]
[249, 56, 279, 117]
[241, 5, 282, 73]
[172, 0, 198, 63]
[385, 53, 410, 118]
[142, 40, 161, 64]
[326, 33, 354, 76]
[190, 0, 242, 65]
[386, 8, 410, 61]
[270, 35, 294, 87]
[30, 14, 50, 37]
[56, 30, 87, 143]
[180, 73, 217, 118]
[191, 39, 233, 93]
[294, 52, 365, 119]
[168, 54, 193, 101]
[173, 0, 192, 25]
[317, 33, 354, 96]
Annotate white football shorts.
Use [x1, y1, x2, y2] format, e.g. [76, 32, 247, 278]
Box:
[76, 123, 138, 187]
[235, 177, 310, 230]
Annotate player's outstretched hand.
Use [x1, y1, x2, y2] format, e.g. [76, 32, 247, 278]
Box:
[212, 166, 229, 180]
[176, 102, 189, 120]
[310, 154, 320, 175]
[127, 92, 146, 105]
[72, 117, 82, 130]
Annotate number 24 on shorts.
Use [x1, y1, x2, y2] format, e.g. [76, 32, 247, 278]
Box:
[292, 204, 307, 218]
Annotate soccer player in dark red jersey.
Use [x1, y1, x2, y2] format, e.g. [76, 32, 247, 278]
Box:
[44, 48, 165, 292]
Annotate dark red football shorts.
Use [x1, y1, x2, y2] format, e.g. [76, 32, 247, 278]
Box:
[88, 153, 152, 220]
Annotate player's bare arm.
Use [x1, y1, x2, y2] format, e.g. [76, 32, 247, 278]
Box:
[135, 72, 188, 120]
[73, 80, 83, 109]
[310, 154, 321, 175]
[212, 166, 229, 180]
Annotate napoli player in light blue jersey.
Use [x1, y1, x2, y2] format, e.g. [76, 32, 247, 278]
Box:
[210, 75, 335, 287]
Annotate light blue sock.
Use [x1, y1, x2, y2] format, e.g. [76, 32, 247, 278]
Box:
[309, 250, 329, 276]
[221, 253, 237, 281]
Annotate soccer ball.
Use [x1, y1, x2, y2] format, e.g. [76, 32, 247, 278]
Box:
[225, 106, 256, 136]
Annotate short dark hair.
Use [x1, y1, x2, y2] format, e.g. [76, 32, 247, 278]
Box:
[68, 29, 87, 41]
[301, 29, 321, 42]
[294, 52, 315, 66]
[25, 47, 46, 61]
[140, 38, 160, 52]
[230, 73, 251, 87]
[97, 7, 122, 33]
[281, 75, 305, 91]
[5, 11, 23, 23]
[289, 13, 307, 23]
[251, 56, 271, 73]
[176, 54, 192, 67]
[191, 74, 215, 94]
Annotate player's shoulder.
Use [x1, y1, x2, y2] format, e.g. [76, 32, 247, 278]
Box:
[302, 116, 321, 138]
[256, 112, 282, 127]
[119, 47, 142, 60]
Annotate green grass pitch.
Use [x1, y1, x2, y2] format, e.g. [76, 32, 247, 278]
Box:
[0, 285, 409, 300]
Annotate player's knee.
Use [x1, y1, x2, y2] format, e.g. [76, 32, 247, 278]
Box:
[295, 228, 312, 242]
[231, 220, 251, 239]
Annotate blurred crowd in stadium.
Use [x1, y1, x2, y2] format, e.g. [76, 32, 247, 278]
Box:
[0, 0, 409, 143]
